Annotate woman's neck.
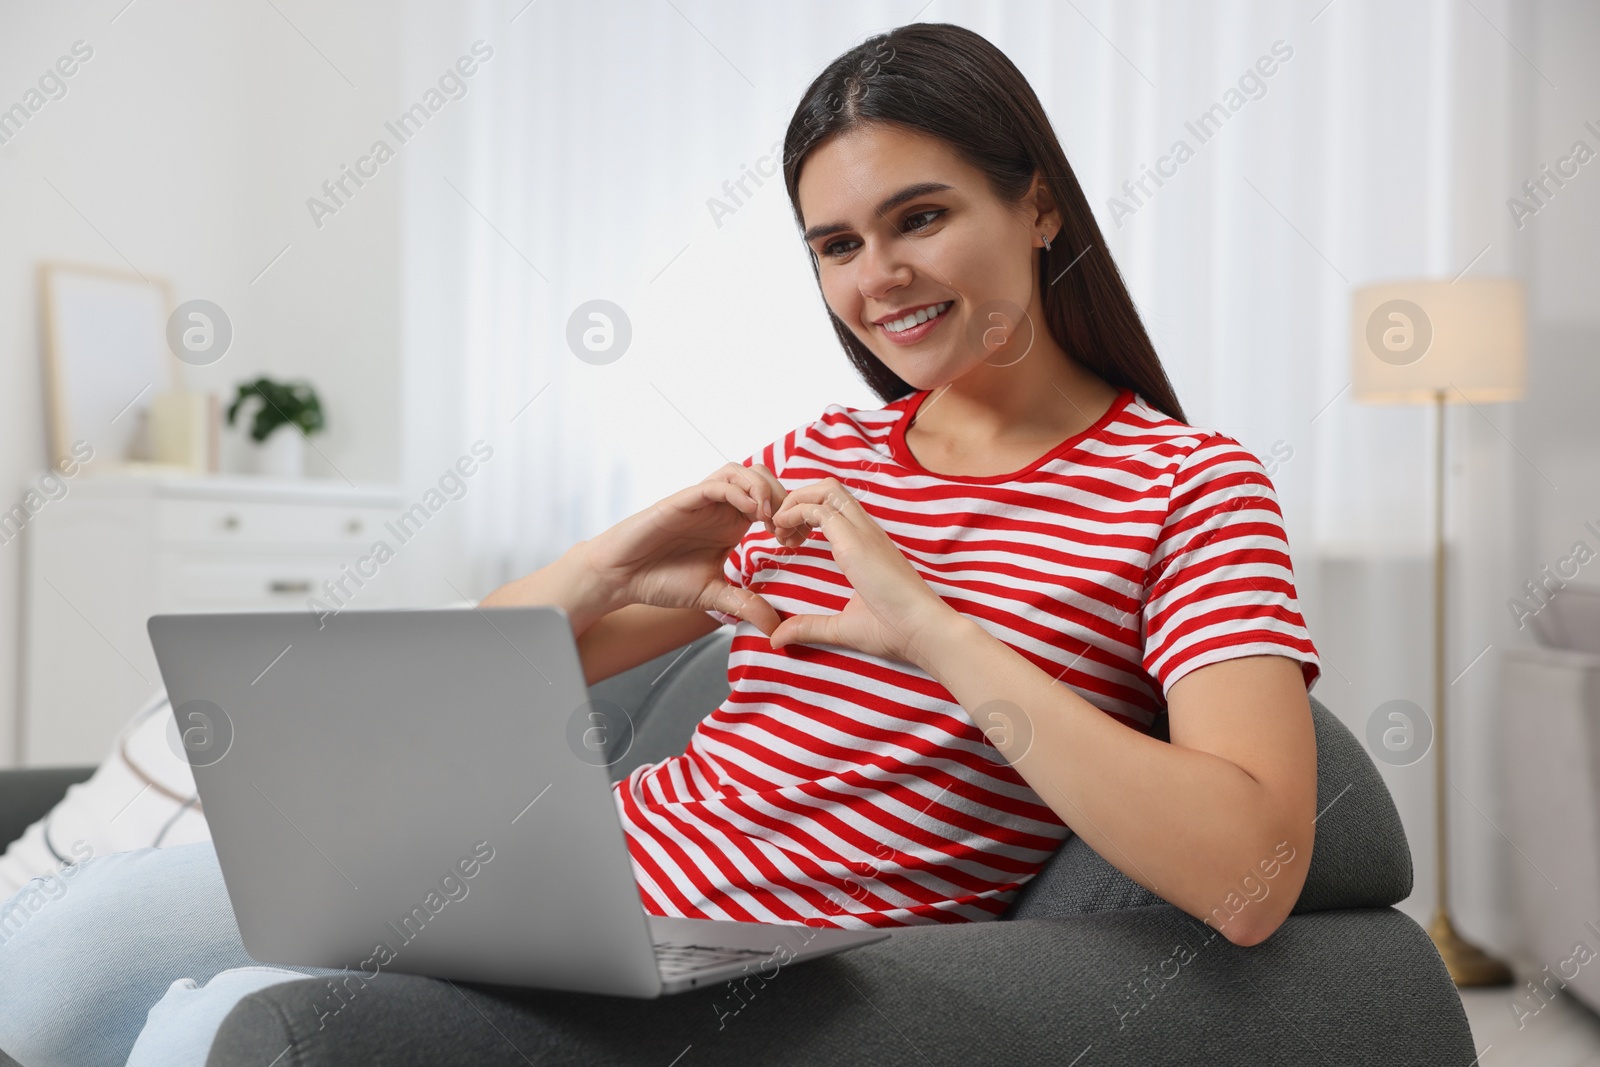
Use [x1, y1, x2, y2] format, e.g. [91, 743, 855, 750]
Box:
[904, 357, 1122, 478]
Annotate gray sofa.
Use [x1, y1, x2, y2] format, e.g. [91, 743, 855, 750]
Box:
[2, 627, 1477, 1065]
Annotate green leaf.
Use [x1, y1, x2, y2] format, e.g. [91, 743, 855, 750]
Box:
[225, 377, 325, 442]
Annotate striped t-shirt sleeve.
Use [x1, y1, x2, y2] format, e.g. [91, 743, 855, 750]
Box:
[702, 421, 812, 627]
[1141, 434, 1321, 698]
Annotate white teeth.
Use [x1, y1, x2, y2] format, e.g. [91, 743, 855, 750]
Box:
[884, 301, 950, 333]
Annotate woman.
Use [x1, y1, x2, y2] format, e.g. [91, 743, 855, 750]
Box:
[0, 22, 1320, 1064]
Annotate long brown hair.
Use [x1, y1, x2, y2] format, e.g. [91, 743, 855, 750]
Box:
[781, 22, 1188, 425]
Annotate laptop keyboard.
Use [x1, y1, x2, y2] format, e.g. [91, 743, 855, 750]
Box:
[653, 940, 772, 977]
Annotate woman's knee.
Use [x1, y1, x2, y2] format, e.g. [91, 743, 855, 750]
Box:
[127, 966, 317, 1067]
[0, 841, 255, 1067]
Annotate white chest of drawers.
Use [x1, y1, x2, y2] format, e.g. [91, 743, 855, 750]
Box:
[20, 473, 406, 766]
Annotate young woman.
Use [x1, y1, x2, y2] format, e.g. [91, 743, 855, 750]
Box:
[0, 22, 1320, 1064]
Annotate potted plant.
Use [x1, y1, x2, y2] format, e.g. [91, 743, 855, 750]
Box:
[226, 377, 325, 478]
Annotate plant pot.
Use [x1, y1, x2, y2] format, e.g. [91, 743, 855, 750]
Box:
[254, 427, 305, 478]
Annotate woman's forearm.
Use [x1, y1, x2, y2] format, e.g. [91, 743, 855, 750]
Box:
[910, 612, 1292, 946]
[477, 541, 619, 636]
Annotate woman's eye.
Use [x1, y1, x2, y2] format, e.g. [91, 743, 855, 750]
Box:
[817, 211, 942, 259]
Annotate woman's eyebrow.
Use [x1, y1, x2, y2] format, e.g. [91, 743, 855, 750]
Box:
[802, 181, 954, 243]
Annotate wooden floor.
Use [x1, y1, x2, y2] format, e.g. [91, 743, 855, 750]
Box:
[1458, 953, 1600, 1066]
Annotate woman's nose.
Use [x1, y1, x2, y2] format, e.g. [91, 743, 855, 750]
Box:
[856, 239, 914, 300]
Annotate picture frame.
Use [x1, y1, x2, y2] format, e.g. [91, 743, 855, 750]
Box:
[40, 262, 177, 470]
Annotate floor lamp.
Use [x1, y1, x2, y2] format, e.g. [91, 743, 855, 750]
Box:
[1349, 277, 1526, 987]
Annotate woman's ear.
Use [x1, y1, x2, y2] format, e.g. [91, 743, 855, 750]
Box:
[1023, 172, 1062, 245]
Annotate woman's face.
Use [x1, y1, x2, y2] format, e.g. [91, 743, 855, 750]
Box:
[796, 122, 1052, 392]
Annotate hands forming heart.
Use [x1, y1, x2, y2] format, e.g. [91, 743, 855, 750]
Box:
[764, 477, 954, 669]
[582, 463, 956, 670]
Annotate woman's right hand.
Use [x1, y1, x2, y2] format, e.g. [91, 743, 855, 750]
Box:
[582, 462, 788, 635]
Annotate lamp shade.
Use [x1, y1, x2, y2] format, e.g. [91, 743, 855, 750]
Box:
[1349, 278, 1526, 404]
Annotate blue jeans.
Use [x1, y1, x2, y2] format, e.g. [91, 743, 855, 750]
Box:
[0, 841, 346, 1066]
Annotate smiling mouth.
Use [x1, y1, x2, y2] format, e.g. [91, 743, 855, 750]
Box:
[874, 301, 956, 349]
[879, 301, 953, 334]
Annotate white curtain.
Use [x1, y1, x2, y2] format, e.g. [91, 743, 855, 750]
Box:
[399, 0, 1531, 947]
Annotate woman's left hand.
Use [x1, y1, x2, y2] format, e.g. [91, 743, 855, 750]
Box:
[766, 478, 957, 668]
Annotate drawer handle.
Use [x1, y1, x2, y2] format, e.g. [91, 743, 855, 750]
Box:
[346, 518, 364, 535]
[221, 514, 241, 531]
[269, 580, 313, 594]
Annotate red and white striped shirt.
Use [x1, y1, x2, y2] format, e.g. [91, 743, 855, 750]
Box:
[614, 386, 1320, 929]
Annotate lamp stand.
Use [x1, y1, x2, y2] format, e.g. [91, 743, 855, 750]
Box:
[1424, 388, 1513, 987]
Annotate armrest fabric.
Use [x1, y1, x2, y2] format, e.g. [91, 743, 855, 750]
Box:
[0, 767, 95, 853]
[206, 908, 1471, 1067]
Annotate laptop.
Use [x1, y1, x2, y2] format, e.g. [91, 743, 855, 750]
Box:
[146, 606, 889, 997]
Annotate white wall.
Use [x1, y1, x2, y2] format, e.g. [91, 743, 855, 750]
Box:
[1523, 0, 1600, 512]
[0, 0, 404, 764]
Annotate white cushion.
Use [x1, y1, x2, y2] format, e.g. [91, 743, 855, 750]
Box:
[0, 692, 211, 898]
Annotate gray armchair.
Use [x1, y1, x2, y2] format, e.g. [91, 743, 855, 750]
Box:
[3, 627, 1478, 1065]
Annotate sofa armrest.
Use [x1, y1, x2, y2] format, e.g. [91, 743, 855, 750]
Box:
[0, 767, 95, 850]
[206, 907, 1473, 1066]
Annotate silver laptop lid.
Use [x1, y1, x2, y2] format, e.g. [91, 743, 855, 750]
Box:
[147, 606, 664, 997]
